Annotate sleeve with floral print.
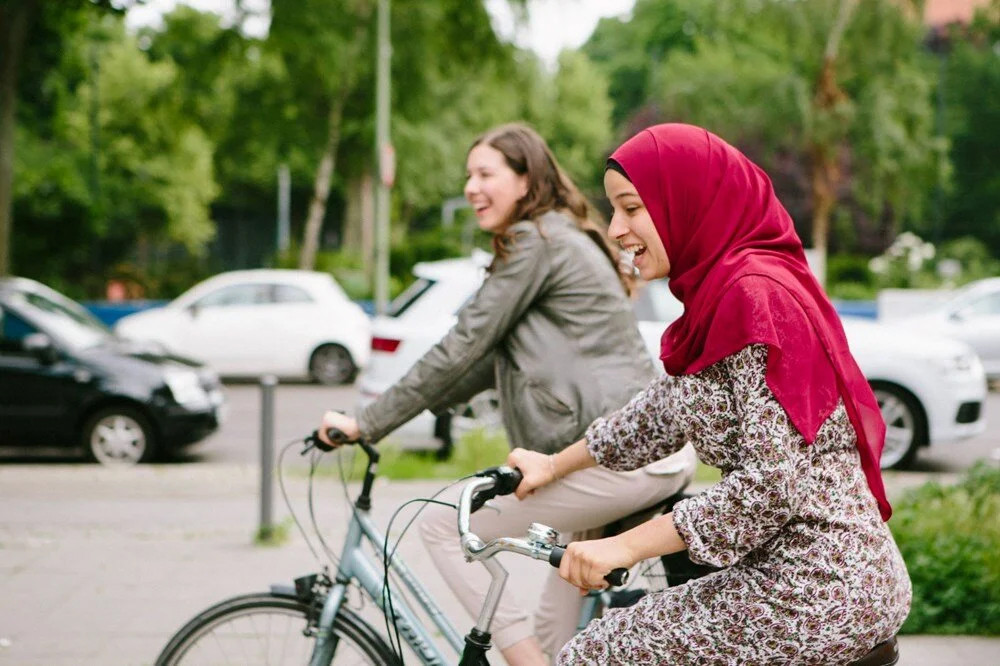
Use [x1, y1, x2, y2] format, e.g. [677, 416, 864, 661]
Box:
[584, 373, 687, 471]
[672, 345, 810, 568]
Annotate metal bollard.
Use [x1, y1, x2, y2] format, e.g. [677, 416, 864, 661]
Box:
[259, 374, 277, 540]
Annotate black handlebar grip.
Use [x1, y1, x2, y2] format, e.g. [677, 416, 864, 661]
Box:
[548, 546, 630, 587]
[326, 427, 350, 444]
[495, 466, 523, 496]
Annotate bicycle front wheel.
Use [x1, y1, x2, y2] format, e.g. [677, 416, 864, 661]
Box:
[156, 592, 397, 666]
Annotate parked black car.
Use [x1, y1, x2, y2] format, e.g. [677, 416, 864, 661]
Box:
[0, 277, 224, 465]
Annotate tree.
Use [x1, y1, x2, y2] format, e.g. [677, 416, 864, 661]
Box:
[11, 10, 218, 294]
[0, 0, 136, 276]
[939, 1, 1000, 256]
[583, 0, 947, 275]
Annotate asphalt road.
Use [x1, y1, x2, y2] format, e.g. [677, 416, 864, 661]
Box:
[2, 380, 997, 475]
[180, 381, 1000, 473]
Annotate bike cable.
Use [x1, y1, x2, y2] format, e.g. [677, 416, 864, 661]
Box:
[377, 474, 478, 664]
[276, 437, 326, 564]
[307, 446, 344, 566]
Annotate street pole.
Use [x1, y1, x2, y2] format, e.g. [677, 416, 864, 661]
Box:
[258, 374, 276, 542]
[374, 0, 392, 315]
[277, 164, 290, 256]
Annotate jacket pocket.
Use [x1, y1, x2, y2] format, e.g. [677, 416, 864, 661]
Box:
[527, 380, 573, 416]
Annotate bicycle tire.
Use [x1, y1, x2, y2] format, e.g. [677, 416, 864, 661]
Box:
[156, 592, 399, 666]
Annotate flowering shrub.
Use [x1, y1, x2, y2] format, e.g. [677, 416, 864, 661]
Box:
[868, 232, 939, 289]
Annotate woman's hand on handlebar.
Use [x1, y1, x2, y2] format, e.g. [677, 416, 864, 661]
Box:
[558, 536, 636, 594]
[506, 448, 556, 500]
[318, 411, 361, 448]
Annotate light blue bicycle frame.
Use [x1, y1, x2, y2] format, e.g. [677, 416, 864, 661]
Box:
[307, 502, 465, 666]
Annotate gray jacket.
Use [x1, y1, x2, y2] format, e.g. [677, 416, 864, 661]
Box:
[357, 211, 656, 454]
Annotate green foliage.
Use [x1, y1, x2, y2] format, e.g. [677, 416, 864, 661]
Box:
[939, 2, 1000, 257]
[275, 246, 374, 301]
[827, 254, 875, 287]
[254, 516, 294, 547]
[584, 0, 946, 249]
[826, 254, 877, 299]
[868, 233, 1000, 291]
[937, 236, 1000, 283]
[12, 13, 218, 293]
[827, 281, 877, 301]
[889, 464, 1000, 635]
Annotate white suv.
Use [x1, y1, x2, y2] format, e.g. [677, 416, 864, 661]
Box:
[359, 256, 987, 469]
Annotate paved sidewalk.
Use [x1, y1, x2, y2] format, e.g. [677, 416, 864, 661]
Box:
[1, 463, 998, 665]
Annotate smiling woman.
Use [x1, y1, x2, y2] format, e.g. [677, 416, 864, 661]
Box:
[317, 123, 697, 664]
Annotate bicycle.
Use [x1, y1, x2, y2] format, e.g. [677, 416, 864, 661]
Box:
[154, 430, 695, 665]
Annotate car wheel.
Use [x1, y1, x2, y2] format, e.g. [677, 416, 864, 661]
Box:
[870, 383, 927, 470]
[309, 344, 357, 385]
[83, 406, 157, 466]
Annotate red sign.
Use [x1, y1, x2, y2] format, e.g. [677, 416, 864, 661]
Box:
[380, 143, 396, 188]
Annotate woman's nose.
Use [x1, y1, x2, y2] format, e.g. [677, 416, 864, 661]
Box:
[607, 213, 627, 241]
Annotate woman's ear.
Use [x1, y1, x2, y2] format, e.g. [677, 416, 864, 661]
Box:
[518, 174, 529, 199]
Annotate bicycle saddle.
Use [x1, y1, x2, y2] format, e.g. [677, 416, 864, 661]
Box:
[847, 637, 899, 666]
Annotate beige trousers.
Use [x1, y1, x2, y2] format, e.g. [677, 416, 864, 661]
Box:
[418, 444, 697, 657]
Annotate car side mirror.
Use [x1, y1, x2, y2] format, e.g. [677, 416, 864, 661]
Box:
[23, 332, 58, 364]
[187, 303, 201, 318]
[948, 310, 966, 323]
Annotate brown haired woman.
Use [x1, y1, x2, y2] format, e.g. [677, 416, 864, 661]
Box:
[317, 123, 696, 665]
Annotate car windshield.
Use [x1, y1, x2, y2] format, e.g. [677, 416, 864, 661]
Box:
[10, 288, 111, 350]
[387, 278, 435, 317]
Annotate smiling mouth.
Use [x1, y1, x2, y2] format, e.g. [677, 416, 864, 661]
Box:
[622, 243, 647, 258]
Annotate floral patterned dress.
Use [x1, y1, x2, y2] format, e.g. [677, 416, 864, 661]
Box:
[558, 345, 911, 665]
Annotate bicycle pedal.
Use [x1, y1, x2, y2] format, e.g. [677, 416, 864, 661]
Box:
[606, 588, 646, 608]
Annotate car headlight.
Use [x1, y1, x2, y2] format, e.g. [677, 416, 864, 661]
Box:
[164, 369, 212, 409]
[928, 352, 983, 379]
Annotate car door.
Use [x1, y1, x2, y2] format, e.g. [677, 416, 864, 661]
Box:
[169, 283, 274, 375]
[260, 283, 322, 374]
[949, 291, 1000, 377]
[0, 306, 82, 446]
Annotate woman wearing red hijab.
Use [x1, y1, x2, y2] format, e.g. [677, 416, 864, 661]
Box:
[508, 124, 911, 664]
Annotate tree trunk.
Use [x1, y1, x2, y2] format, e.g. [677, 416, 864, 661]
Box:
[297, 15, 372, 271]
[0, 1, 37, 276]
[343, 172, 375, 262]
[297, 93, 348, 270]
[807, 0, 857, 285]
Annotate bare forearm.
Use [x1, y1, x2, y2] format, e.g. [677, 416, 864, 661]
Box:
[618, 512, 686, 563]
[551, 438, 598, 479]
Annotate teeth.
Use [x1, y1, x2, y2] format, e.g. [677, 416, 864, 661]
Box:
[618, 248, 639, 277]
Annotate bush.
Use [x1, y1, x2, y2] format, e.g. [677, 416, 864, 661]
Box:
[827, 281, 877, 301]
[889, 463, 1000, 635]
[827, 254, 875, 287]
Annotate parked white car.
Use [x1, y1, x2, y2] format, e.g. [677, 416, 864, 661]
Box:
[888, 277, 1000, 381]
[115, 270, 370, 384]
[358, 253, 493, 453]
[360, 257, 987, 468]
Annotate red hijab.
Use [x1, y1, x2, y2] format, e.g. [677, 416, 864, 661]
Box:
[611, 124, 891, 521]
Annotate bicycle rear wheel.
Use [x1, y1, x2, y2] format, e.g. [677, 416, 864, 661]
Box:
[156, 592, 397, 666]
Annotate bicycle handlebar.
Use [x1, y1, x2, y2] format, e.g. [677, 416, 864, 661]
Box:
[548, 546, 629, 587]
[457, 469, 629, 588]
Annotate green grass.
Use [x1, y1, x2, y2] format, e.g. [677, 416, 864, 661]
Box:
[322, 429, 723, 485]
[299, 428, 511, 482]
[694, 462, 722, 484]
[253, 516, 294, 547]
